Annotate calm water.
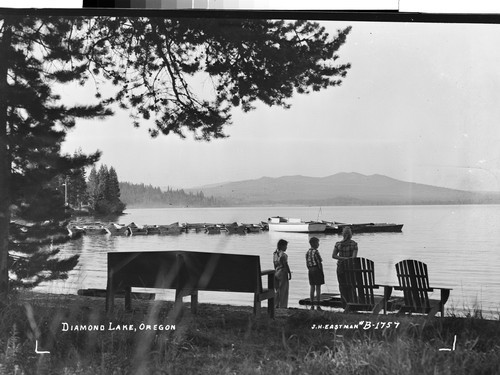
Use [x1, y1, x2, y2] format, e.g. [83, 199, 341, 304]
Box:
[39, 205, 500, 317]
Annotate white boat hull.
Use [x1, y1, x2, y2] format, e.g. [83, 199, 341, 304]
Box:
[268, 222, 326, 233]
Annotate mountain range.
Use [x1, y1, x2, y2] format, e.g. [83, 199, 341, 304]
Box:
[185, 172, 500, 206]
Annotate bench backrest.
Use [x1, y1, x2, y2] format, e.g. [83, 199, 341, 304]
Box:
[395, 259, 431, 310]
[338, 257, 377, 306]
[108, 251, 263, 293]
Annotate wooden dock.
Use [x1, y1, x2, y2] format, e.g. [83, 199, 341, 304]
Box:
[67, 220, 403, 237]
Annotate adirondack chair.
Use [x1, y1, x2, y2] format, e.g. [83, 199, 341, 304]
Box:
[337, 257, 391, 314]
[394, 259, 452, 317]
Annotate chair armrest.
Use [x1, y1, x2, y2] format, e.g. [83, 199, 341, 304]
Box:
[394, 286, 452, 291]
[261, 269, 275, 276]
[429, 286, 453, 291]
[394, 286, 451, 306]
[394, 286, 433, 292]
[431, 286, 453, 306]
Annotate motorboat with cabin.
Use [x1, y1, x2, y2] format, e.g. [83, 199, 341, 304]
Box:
[267, 216, 326, 233]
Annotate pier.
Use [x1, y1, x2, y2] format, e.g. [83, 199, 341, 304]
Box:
[67, 220, 403, 237]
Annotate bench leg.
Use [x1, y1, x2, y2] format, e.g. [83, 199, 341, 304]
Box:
[268, 297, 275, 318]
[106, 272, 114, 314]
[191, 291, 198, 314]
[106, 287, 114, 314]
[125, 287, 132, 311]
[253, 295, 261, 316]
[175, 289, 183, 304]
[171, 289, 184, 319]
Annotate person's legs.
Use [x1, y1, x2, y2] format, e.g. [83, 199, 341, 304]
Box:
[281, 277, 289, 308]
[337, 269, 347, 308]
[315, 285, 322, 310]
[310, 285, 315, 310]
[275, 273, 281, 308]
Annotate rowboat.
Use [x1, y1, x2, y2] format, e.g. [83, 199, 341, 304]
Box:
[267, 217, 326, 233]
[105, 223, 128, 235]
[206, 225, 222, 234]
[143, 225, 161, 235]
[244, 224, 263, 233]
[184, 223, 207, 232]
[158, 223, 183, 235]
[81, 223, 107, 235]
[126, 222, 148, 236]
[67, 224, 85, 237]
[224, 223, 247, 234]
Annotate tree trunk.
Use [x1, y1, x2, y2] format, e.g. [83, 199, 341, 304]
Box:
[0, 21, 12, 299]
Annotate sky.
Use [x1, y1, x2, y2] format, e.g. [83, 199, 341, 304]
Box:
[60, 18, 500, 192]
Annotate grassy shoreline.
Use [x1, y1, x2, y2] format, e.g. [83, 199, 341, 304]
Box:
[1, 292, 500, 374]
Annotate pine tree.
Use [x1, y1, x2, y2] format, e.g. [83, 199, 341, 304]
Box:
[86, 166, 99, 212]
[95, 165, 110, 214]
[0, 15, 352, 297]
[85, 164, 126, 215]
[66, 151, 89, 210]
[0, 16, 115, 296]
[89, 17, 352, 141]
[107, 167, 126, 214]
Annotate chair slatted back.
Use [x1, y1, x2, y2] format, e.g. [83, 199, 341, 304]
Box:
[395, 259, 431, 312]
[338, 257, 376, 307]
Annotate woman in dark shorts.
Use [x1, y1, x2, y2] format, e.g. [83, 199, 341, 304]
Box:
[305, 237, 324, 310]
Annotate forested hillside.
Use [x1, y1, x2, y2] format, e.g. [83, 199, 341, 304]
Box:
[190, 173, 500, 206]
[119, 182, 222, 207]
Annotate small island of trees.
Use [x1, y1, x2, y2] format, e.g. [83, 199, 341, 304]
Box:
[64, 164, 126, 216]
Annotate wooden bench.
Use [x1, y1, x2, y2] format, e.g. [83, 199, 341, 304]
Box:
[105, 251, 276, 317]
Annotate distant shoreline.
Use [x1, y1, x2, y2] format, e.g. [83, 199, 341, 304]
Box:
[122, 201, 500, 209]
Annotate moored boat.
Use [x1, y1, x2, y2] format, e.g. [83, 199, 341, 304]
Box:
[105, 223, 128, 235]
[67, 224, 85, 237]
[143, 225, 161, 235]
[224, 223, 246, 234]
[184, 223, 207, 232]
[324, 221, 404, 234]
[205, 225, 222, 234]
[126, 222, 148, 236]
[267, 217, 326, 233]
[244, 224, 263, 233]
[158, 222, 183, 235]
[81, 223, 107, 235]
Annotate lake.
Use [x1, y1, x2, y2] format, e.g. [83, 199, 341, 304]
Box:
[38, 205, 500, 318]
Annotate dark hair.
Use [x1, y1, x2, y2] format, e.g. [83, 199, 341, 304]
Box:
[309, 237, 319, 246]
[277, 239, 288, 250]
